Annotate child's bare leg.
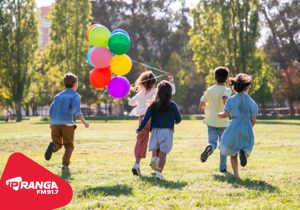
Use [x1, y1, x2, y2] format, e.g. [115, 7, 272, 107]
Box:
[158, 152, 167, 172]
[152, 150, 158, 157]
[135, 157, 141, 164]
[231, 156, 239, 178]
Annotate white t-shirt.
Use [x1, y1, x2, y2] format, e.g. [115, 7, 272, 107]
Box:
[128, 84, 176, 116]
[200, 84, 232, 127]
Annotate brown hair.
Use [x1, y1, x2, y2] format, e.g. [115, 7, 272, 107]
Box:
[134, 71, 157, 92]
[214, 66, 229, 83]
[150, 80, 172, 112]
[229, 73, 252, 93]
[64, 73, 78, 88]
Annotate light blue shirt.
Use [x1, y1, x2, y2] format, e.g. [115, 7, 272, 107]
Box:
[49, 89, 82, 125]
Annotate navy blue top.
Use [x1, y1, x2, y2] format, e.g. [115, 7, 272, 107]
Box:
[137, 101, 182, 132]
[49, 89, 82, 125]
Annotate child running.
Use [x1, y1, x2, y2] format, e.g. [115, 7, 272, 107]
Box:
[137, 81, 182, 180]
[128, 71, 175, 176]
[44, 73, 89, 174]
[199, 67, 232, 172]
[217, 73, 258, 178]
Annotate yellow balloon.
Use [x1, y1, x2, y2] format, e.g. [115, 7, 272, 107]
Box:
[110, 54, 132, 76]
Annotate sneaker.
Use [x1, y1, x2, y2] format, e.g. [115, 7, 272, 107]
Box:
[149, 157, 159, 171]
[200, 145, 213, 162]
[132, 165, 141, 176]
[155, 171, 163, 180]
[220, 168, 227, 173]
[239, 150, 247, 167]
[62, 166, 70, 174]
[44, 142, 55, 161]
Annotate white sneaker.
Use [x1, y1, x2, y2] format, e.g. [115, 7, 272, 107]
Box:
[155, 171, 163, 180]
[132, 164, 141, 176]
[149, 157, 159, 171]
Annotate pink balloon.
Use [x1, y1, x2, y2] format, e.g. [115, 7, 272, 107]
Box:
[89, 47, 112, 68]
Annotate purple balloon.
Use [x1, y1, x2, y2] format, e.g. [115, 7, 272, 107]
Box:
[108, 76, 130, 99]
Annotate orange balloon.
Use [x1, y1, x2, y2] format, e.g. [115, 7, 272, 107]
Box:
[86, 24, 100, 42]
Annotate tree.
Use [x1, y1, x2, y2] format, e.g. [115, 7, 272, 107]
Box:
[47, 0, 93, 103]
[189, 0, 275, 105]
[91, 0, 191, 83]
[0, 0, 38, 121]
[166, 52, 205, 113]
[261, 0, 300, 114]
[24, 50, 56, 116]
[276, 61, 300, 115]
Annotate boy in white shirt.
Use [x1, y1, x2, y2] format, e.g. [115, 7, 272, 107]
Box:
[199, 67, 231, 172]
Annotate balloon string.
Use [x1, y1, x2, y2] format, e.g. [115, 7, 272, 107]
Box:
[99, 88, 107, 98]
[130, 73, 169, 87]
[132, 60, 171, 75]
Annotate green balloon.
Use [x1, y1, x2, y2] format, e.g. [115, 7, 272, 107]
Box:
[108, 33, 130, 55]
[89, 25, 110, 47]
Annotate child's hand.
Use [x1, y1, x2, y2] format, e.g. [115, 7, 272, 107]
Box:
[83, 121, 89, 128]
[217, 112, 223, 119]
[167, 74, 174, 83]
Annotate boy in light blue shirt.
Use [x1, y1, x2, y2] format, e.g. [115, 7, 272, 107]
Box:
[199, 67, 231, 172]
[44, 73, 89, 174]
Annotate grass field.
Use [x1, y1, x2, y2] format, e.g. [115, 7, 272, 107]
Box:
[0, 118, 300, 209]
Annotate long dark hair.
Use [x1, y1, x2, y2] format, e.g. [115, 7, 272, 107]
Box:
[150, 80, 172, 112]
[134, 71, 157, 92]
[229, 73, 252, 93]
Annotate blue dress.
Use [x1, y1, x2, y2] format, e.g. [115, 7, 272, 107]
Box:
[220, 93, 258, 156]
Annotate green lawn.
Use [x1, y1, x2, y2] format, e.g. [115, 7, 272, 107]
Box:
[0, 118, 300, 209]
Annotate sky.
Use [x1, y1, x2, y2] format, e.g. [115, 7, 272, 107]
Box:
[36, 0, 197, 8]
[36, 0, 55, 7]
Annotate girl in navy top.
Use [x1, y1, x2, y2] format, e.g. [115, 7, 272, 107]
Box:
[137, 80, 182, 180]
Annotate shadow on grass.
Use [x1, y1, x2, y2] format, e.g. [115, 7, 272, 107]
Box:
[213, 173, 279, 192]
[79, 184, 133, 197]
[257, 121, 300, 126]
[140, 175, 187, 190]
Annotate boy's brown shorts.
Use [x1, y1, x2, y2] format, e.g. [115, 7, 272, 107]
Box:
[51, 125, 76, 166]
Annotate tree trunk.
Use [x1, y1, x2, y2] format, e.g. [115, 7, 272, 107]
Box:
[25, 104, 30, 116]
[16, 101, 22, 122]
[31, 105, 37, 116]
[288, 98, 295, 116]
[261, 103, 267, 116]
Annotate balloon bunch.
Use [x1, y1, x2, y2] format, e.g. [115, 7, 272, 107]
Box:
[86, 24, 132, 99]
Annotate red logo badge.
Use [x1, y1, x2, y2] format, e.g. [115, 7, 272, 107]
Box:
[0, 152, 73, 209]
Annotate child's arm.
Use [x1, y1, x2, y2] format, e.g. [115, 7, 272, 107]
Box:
[251, 116, 256, 127]
[128, 92, 141, 106]
[49, 101, 54, 118]
[218, 96, 231, 118]
[222, 88, 232, 104]
[199, 90, 208, 110]
[222, 96, 228, 105]
[217, 111, 230, 119]
[172, 102, 182, 124]
[72, 95, 89, 128]
[199, 101, 206, 110]
[167, 75, 176, 95]
[136, 107, 152, 133]
[79, 115, 89, 128]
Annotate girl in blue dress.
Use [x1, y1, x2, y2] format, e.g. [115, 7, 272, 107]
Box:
[217, 73, 258, 178]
